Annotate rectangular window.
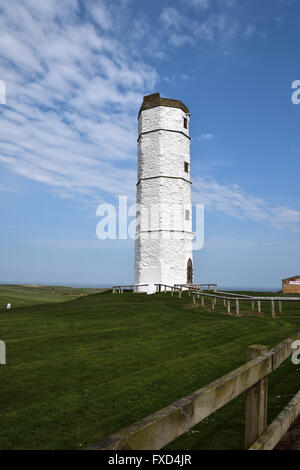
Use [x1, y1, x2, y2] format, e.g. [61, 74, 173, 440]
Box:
[185, 210, 190, 221]
[184, 161, 189, 173]
[183, 117, 188, 129]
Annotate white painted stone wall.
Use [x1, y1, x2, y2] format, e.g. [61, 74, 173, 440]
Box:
[135, 104, 193, 291]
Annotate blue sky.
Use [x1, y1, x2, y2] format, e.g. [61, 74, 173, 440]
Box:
[0, 0, 300, 288]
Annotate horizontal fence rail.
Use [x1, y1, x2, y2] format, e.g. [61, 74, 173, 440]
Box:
[215, 291, 255, 299]
[175, 284, 218, 293]
[89, 333, 300, 451]
[112, 285, 149, 293]
[249, 389, 300, 450]
[190, 290, 300, 316]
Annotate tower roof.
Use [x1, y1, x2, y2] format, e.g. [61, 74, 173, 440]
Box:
[139, 92, 189, 117]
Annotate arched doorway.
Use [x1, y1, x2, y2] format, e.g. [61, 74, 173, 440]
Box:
[187, 258, 193, 284]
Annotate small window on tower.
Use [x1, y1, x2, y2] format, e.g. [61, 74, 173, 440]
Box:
[183, 117, 188, 129]
[185, 210, 190, 221]
[184, 161, 189, 173]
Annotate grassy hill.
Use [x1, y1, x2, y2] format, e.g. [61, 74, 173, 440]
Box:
[0, 284, 107, 308]
[0, 289, 299, 450]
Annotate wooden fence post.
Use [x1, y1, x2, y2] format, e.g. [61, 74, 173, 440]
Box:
[227, 300, 231, 315]
[271, 300, 275, 317]
[236, 299, 240, 316]
[212, 298, 215, 310]
[258, 301, 261, 313]
[179, 290, 182, 299]
[245, 345, 269, 449]
[201, 296, 204, 308]
[251, 301, 255, 312]
[223, 299, 226, 307]
[278, 301, 282, 315]
[193, 295, 196, 305]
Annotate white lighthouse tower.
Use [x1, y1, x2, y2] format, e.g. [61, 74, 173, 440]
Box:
[135, 93, 193, 290]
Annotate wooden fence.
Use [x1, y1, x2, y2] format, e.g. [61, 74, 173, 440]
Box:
[175, 283, 218, 293]
[112, 284, 149, 294]
[112, 284, 183, 295]
[112, 283, 300, 317]
[89, 333, 300, 450]
[112, 283, 218, 295]
[191, 290, 300, 317]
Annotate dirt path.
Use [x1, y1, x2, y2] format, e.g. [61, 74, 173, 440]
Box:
[275, 416, 300, 450]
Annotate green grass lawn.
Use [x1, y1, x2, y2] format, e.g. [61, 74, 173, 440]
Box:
[0, 284, 107, 308]
[0, 289, 300, 450]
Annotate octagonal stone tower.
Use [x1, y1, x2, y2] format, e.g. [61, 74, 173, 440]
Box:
[135, 93, 193, 290]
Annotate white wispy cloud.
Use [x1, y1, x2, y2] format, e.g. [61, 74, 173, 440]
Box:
[185, 0, 238, 9]
[0, 0, 299, 235]
[88, 1, 113, 30]
[196, 133, 215, 142]
[0, 0, 156, 202]
[193, 176, 300, 232]
[185, 0, 210, 8]
[160, 5, 240, 49]
[243, 25, 256, 38]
